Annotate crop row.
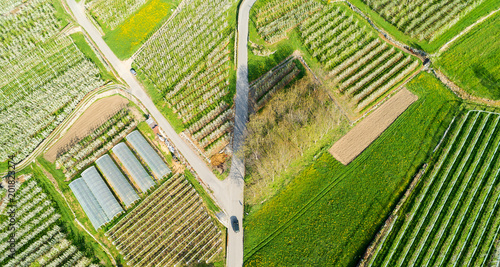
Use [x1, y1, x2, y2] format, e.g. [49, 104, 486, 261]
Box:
[418, 115, 500, 266]
[251, 58, 297, 101]
[368, 111, 500, 266]
[55, 109, 137, 178]
[119, 192, 199, 253]
[0, 33, 105, 163]
[111, 180, 191, 242]
[256, 67, 300, 109]
[0, 37, 82, 108]
[0, 179, 95, 267]
[253, 0, 322, 43]
[372, 111, 479, 266]
[134, 0, 235, 153]
[395, 113, 490, 266]
[107, 175, 223, 266]
[0, 0, 21, 14]
[86, 0, 147, 30]
[107, 175, 182, 236]
[298, 5, 419, 112]
[362, 0, 485, 40]
[0, 0, 60, 64]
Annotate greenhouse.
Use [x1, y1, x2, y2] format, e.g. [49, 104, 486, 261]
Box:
[126, 130, 171, 180]
[69, 178, 109, 230]
[81, 166, 124, 219]
[96, 154, 140, 208]
[112, 142, 156, 192]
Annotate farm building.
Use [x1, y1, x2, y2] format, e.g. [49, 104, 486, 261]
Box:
[81, 167, 124, 220]
[126, 130, 171, 180]
[95, 154, 140, 208]
[112, 142, 156, 192]
[69, 178, 110, 230]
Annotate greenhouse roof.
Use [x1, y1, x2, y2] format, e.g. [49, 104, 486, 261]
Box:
[81, 166, 124, 220]
[69, 178, 109, 230]
[112, 142, 156, 192]
[126, 130, 171, 179]
[96, 155, 140, 208]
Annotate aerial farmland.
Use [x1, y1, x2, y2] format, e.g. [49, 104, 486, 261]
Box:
[0, 0, 498, 266]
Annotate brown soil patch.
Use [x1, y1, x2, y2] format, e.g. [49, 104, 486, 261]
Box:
[44, 96, 128, 162]
[171, 161, 185, 174]
[329, 89, 418, 165]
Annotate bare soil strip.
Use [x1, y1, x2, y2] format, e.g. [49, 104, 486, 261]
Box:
[44, 95, 128, 162]
[329, 88, 418, 165]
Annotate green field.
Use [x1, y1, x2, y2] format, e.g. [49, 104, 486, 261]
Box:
[100, 0, 180, 59]
[435, 12, 500, 100]
[366, 109, 500, 266]
[244, 73, 461, 266]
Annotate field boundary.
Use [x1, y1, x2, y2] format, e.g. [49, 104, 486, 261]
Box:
[431, 69, 500, 107]
[361, 109, 500, 266]
[438, 7, 500, 53]
[359, 163, 427, 266]
[131, 0, 189, 60]
[36, 162, 117, 265]
[7, 85, 147, 175]
[343, 0, 428, 59]
[329, 89, 418, 165]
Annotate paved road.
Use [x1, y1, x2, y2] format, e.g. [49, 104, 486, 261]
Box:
[66, 0, 257, 265]
[66, 0, 230, 212]
[226, 0, 258, 266]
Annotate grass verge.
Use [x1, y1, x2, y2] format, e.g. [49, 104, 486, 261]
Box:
[70, 32, 117, 83]
[184, 170, 221, 213]
[133, 69, 186, 132]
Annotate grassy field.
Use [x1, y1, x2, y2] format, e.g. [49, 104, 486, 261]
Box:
[347, 0, 500, 53]
[435, 12, 500, 100]
[243, 72, 461, 266]
[101, 0, 180, 59]
[49, 0, 73, 27]
[0, 161, 7, 174]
